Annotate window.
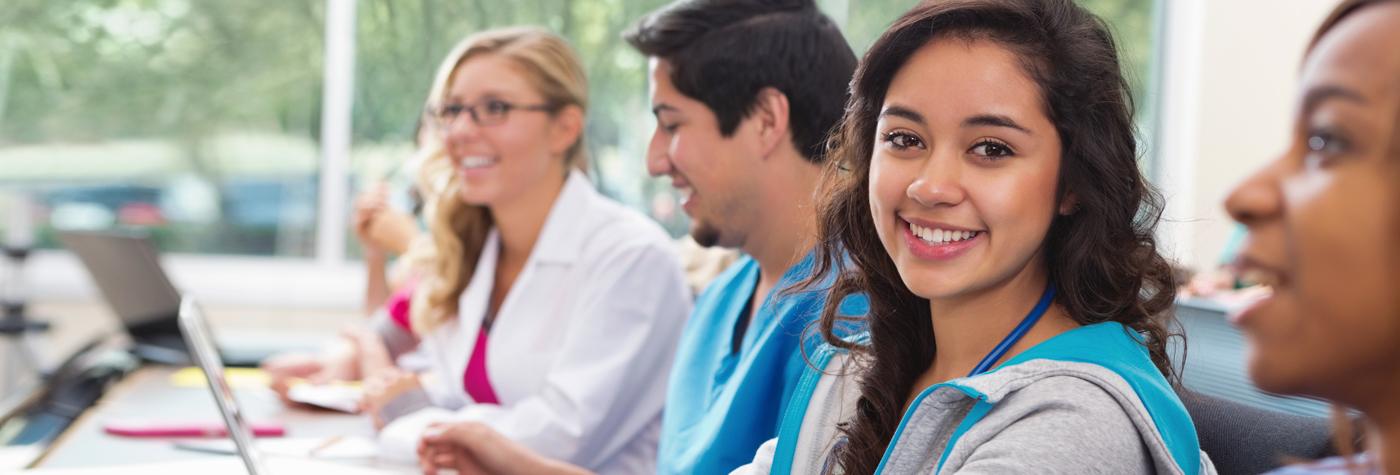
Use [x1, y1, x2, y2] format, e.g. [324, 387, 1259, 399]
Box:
[346, 0, 683, 245]
[1, 0, 325, 256]
[346, 0, 1160, 250]
[2, 0, 1159, 303]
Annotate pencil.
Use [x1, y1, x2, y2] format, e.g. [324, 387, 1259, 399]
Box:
[308, 435, 344, 457]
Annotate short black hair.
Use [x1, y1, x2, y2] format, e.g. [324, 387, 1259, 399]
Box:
[625, 0, 857, 163]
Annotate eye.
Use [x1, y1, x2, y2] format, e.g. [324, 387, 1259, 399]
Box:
[1304, 127, 1352, 168]
[881, 131, 925, 151]
[441, 104, 468, 118]
[483, 99, 512, 116]
[969, 139, 1015, 160]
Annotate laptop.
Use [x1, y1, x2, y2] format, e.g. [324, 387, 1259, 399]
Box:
[58, 231, 277, 367]
[177, 297, 411, 475]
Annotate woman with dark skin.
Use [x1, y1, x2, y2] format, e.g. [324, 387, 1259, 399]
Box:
[1227, 1, 1400, 473]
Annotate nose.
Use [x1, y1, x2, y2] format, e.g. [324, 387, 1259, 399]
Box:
[907, 151, 966, 208]
[645, 129, 673, 177]
[1225, 156, 1285, 227]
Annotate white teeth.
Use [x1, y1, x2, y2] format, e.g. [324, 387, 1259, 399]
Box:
[1240, 268, 1280, 288]
[908, 222, 979, 244]
[459, 156, 497, 169]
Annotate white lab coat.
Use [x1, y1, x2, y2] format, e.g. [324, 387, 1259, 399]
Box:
[379, 171, 692, 474]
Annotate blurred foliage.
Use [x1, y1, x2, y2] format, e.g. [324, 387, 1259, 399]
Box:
[0, 0, 324, 144]
[0, 0, 1154, 147]
[0, 0, 1155, 253]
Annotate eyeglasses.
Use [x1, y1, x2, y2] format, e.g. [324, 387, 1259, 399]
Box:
[425, 99, 557, 129]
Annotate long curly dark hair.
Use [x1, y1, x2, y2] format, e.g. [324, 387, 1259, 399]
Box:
[800, 0, 1181, 472]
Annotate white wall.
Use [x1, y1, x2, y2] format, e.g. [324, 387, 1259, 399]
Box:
[1156, 0, 1337, 272]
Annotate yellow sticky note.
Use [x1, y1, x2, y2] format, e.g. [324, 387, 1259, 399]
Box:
[170, 367, 270, 388]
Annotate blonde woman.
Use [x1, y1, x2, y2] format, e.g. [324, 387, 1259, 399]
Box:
[365, 27, 691, 474]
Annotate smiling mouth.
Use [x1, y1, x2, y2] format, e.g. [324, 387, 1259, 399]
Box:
[907, 221, 981, 245]
[1229, 256, 1288, 289]
[899, 218, 984, 261]
[458, 155, 498, 170]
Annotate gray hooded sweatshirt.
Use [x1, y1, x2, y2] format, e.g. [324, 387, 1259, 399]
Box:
[733, 322, 1218, 474]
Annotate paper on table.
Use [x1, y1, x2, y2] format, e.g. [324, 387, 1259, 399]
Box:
[20, 455, 417, 474]
[0, 445, 42, 471]
[169, 367, 269, 389]
[266, 436, 380, 459]
[176, 436, 380, 460]
[286, 382, 363, 413]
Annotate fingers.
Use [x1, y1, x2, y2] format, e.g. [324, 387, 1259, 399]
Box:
[418, 428, 478, 475]
[261, 352, 323, 378]
[365, 208, 418, 255]
[418, 441, 449, 475]
[357, 368, 419, 419]
[417, 433, 489, 475]
[353, 195, 385, 228]
[261, 353, 323, 405]
[342, 327, 394, 377]
[353, 184, 392, 247]
[269, 378, 296, 403]
[452, 452, 491, 475]
[436, 421, 484, 447]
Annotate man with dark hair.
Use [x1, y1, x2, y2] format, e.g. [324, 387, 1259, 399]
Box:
[627, 0, 854, 247]
[627, 1, 863, 473]
[415, 2, 863, 473]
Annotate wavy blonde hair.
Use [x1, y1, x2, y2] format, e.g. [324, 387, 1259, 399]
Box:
[410, 27, 589, 333]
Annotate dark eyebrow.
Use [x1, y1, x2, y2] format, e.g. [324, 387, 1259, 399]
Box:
[963, 114, 1031, 135]
[880, 105, 925, 124]
[881, 106, 1032, 136]
[652, 104, 679, 117]
[1302, 85, 1367, 116]
[444, 91, 508, 104]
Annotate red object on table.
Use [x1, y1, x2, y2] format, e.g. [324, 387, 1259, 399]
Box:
[103, 421, 286, 438]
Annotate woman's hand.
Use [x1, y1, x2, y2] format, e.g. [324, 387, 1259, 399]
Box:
[353, 183, 419, 257]
[367, 208, 419, 256]
[262, 343, 359, 406]
[354, 184, 389, 254]
[262, 352, 325, 404]
[340, 326, 396, 377]
[416, 422, 594, 475]
[417, 423, 489, 475]
[359, 367, 422, 429]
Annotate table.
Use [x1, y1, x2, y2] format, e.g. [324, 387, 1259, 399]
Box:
[29, 366, 383, 470]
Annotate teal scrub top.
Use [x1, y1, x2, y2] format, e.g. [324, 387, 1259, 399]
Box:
[656, 252, 867, 474]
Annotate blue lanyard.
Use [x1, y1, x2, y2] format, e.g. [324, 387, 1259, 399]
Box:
[966, 284, 1057, 377]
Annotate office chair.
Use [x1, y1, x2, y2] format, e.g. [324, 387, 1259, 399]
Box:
[1179, 389, 1337, 475]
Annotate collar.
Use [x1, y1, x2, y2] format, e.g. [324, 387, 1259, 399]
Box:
[528, 169, 596, 265]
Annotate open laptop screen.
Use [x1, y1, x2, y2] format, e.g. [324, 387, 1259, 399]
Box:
[58, 231, 182, 330]
[177, 297, 269, 475]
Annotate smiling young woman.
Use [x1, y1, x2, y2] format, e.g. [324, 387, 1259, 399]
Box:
[732, 0, 1213, 473]
[356, 27, 692, 474]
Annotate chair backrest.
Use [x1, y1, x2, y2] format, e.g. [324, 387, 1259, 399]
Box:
[1179, 389, 1336, 474]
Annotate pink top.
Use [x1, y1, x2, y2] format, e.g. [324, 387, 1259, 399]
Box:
[463, 327, 500, 404]
[385, 278, 497, 404]
[386, 278, 419, 332]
